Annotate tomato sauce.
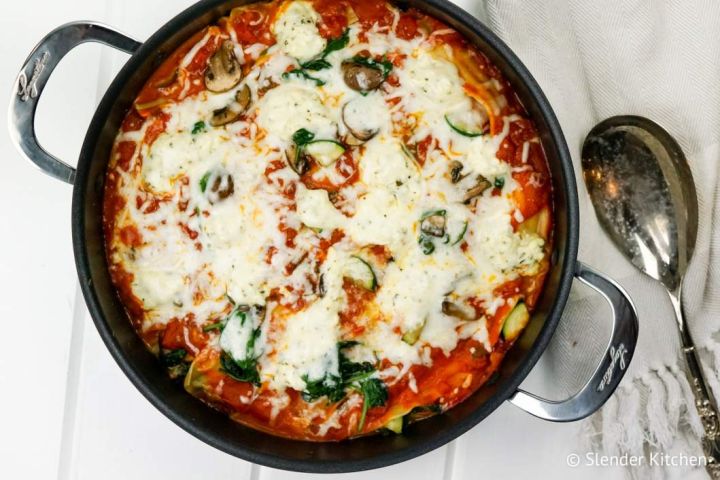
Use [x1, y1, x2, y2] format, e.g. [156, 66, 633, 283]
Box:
[395, 13, 420, 40]
[161, 315, 209, 353]
[347, 0, 394, 30]
[339, 278, 375, 337]
[311, 0, 349, 38]
[224, 3, 276, 48]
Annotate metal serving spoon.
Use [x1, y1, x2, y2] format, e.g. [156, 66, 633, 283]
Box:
[581, 115, 720, 477]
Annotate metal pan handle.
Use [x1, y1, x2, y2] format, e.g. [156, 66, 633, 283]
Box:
[8, 22, 141, 185]
[509, 261, 639, 421]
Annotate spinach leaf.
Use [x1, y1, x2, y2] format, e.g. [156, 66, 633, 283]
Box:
[233, 307, 248, 326]
[159, 348, 190, 378]
[191, 121, 206, 134]
[282, 69, 326, 86]
[292, 128, 316, 146]
[321, 29, 350, 58]
[494, 176, 505, 189]
[301, 58, 332, 71]
[160, 348, 187, 367]
[348, 55, 393, 78]
[357, 378, 387, 408]
[202, 321, 225, 332]
[339, 354, 375, 382]
[355, 377, 389, 431]
[220, 352, 260, 385]
[337, 339, 359, 349]
[247, 325, 261, 352]
[301, 373, 345, 403]
[342, 339, 389, 431]
[199, 171, 211, 193]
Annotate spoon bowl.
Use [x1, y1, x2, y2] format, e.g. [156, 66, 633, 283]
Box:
[581, 115, 698, 291]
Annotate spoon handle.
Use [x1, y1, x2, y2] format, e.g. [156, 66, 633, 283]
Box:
[669, 289, 720, 477]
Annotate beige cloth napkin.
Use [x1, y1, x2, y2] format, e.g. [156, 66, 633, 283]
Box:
[456, 0, 720, 476]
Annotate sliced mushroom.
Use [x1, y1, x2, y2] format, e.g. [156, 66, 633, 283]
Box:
[204, 40, 243, 93]
[235, 84, 251, 110]
[210, 106, 242, 127]
[421, 213, 446, 237]
[449, 161, 465, 184]
[463, 175, 492, 204]
[285, 145, 310, 176]
[209, 85, 252, 127]
[342, 100, 379, 143]
[442, 300, 476, 321]
[342, 61, 385, 92]
[317, 273, 326, 298]
[208, 172, 235, 203]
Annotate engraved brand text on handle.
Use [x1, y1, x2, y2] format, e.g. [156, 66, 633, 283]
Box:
[17, 51, 50, 102]
[597, 343, 628, 392]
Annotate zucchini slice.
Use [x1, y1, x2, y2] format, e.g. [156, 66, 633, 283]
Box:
[502, 301, 530, 341]
[344, 256, 377, 291]
[384, 416, 403, 434]
[402, 319, 426, 345]
[305, 140, 346, 166]
[452, 221, 468, 245]
[445, 111, 485, 137]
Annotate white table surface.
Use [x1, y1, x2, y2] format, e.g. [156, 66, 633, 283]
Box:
[0, 1, 707, 479]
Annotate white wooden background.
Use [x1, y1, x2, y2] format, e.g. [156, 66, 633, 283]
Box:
[0, 1, 707, 479]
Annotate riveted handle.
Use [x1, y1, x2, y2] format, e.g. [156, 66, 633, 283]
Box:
[8, 22, 141, 184]
[509, 261, 639, 422]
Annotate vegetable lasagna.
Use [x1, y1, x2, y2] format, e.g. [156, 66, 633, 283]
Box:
[103, 0, 553, 440]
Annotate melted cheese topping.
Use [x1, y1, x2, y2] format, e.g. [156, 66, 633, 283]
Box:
[296, 184, 345, 230]
[106, 0, 550, 408]
[260, 247, 348, 389]
[402, 48, 468, 112]
[257, 84, 336, 143]
[272, 1, 326, 61]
